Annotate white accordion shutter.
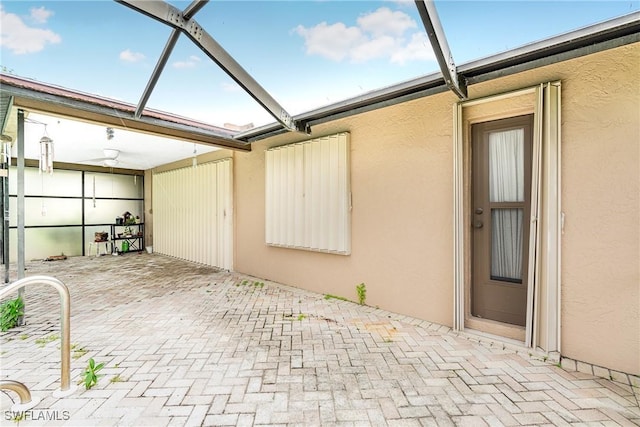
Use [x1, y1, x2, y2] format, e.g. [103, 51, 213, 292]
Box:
[152, 158, 233, 269]
[266, 132, 351, 255]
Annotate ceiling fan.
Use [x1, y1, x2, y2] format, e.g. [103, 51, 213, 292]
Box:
[85, 148, 121, 167]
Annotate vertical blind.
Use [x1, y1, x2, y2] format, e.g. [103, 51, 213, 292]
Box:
[152, 158, 233, 270]
[265, 132, 351, 254]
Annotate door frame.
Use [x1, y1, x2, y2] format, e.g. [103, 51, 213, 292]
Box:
[453, 82, 562, 351]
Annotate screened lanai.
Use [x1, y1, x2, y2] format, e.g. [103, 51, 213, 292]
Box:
[1, 1, 638, 274]
[1, 2, 639, 421]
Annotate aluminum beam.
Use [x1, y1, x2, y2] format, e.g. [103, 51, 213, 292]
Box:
[414, 0, 467, 99]
[116, 0, 299, 131]
[135, 30, 181, 119]
[135, 0, 209, 119]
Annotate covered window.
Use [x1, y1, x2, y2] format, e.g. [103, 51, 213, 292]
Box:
[265, 132, 351, 255]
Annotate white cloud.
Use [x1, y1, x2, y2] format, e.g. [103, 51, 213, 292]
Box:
[119, 49, 145, 63]
[30, 6, 53, 24]
[350, 35, 397, 63]
[357, 7, 416, 37]
[172, 55, 201, 69]
[294, 7, 432, 65]
[391, 32, 434, 65]
[0, 5, 61, 54]
[294, 22, 364, 62]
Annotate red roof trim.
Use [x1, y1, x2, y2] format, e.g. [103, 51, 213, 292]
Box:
[0, 73, 235, 136]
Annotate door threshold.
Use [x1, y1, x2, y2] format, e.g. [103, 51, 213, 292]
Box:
[465, 315, 525, 341]
[455, 327, 559, 365]
[459, 327, 525, 349]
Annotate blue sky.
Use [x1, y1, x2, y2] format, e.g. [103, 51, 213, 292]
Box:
[1, 1, 638, 129]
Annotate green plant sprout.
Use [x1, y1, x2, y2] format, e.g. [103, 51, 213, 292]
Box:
[81, 358, 104, 390]
[0, 297, 24, 332]
[356, 283, 367, 305]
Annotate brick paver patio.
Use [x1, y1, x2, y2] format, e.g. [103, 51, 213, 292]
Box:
[1, 253, 639, 426]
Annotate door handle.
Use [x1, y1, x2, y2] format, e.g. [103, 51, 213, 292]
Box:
[473, 220, 483, 229]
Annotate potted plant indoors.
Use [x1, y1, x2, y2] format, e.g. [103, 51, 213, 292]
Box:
[122, 211, 136, 236]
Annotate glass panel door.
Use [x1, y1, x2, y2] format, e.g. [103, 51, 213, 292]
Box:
[472, 115, 533, 326]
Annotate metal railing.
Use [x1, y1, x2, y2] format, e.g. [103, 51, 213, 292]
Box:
[0, 275, 76, 402]
[0, 380, 40, 411]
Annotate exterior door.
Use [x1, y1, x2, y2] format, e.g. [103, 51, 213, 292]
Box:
[472, 115, 533, 326]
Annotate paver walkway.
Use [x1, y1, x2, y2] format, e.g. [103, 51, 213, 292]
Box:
[1, 253, 639, 426]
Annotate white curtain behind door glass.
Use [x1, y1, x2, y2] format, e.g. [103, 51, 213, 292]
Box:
[490, 129, 524, 280]
[490, 129, 524, 203]
[492, 209, 523, 280]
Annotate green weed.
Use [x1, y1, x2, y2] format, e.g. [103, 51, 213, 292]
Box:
[80, 358, 104, 390]
[356, 283, 366, 305]
[0, 297, 24, 331]
[11, 412, 25, 423]
[283, 313, 307, 321]
[35, 334, 59, 347]
[324, 294, 349, 302]
[71, 344, 88, 360]
[110, 374, 125, 383]
[237, 280, 264, 288]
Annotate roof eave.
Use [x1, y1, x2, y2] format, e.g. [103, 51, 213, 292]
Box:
[0, 74, 251, 152]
